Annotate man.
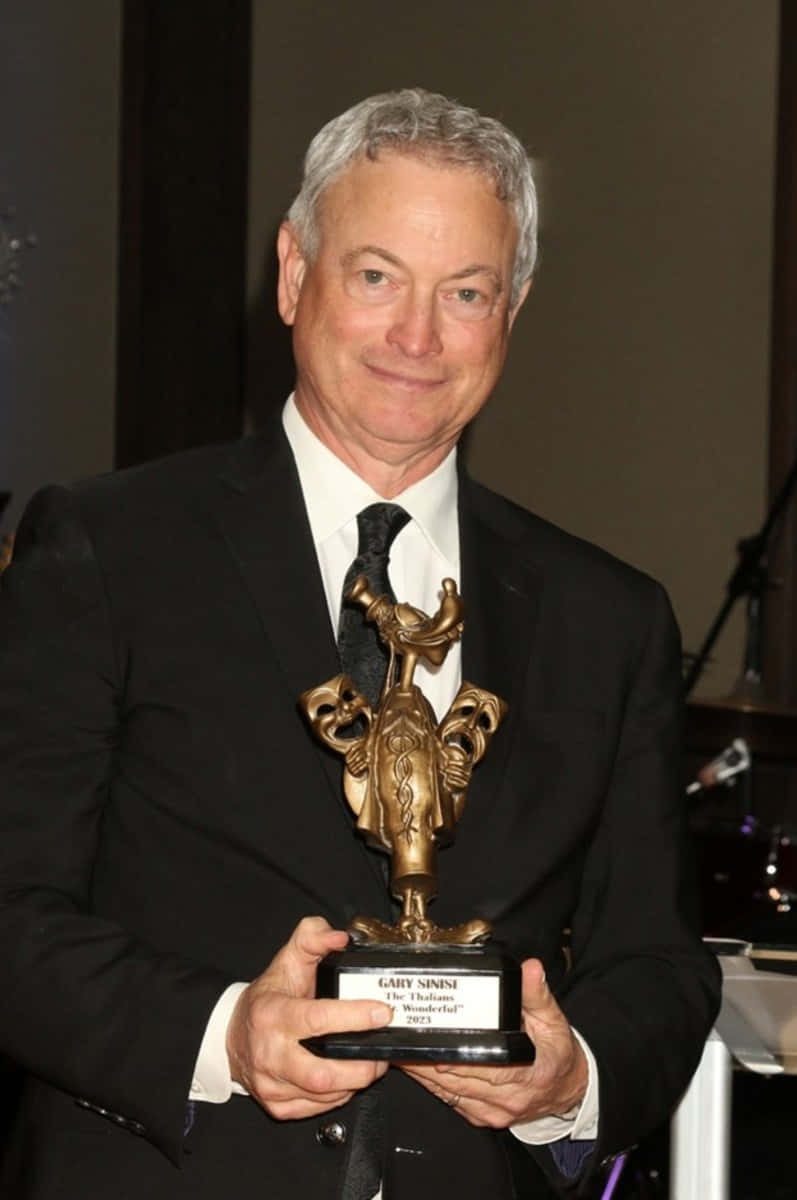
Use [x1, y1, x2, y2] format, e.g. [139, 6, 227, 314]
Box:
[0, 89, 719, 1198]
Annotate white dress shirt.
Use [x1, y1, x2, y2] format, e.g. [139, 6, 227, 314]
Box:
[189, 397, 599, 1156]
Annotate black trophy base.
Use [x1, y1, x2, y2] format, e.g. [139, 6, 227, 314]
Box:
[301, 1028, 535, 1064]
[302, 942, 535, 1064]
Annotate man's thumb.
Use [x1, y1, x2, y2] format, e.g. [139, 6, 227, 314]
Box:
[520, 957, 554, 1019]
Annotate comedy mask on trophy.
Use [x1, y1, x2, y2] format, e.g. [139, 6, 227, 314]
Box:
[299, 575, 535, 1064]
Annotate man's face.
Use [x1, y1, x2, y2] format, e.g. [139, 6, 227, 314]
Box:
[277, 152, 529, 482]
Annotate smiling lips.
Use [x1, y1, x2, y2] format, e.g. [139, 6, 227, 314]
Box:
[364, 361, 447, 389]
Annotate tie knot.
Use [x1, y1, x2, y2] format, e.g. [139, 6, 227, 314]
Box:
[356, 503, 410, 560]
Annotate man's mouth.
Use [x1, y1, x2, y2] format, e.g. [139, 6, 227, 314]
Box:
[363, 362, 446, 390]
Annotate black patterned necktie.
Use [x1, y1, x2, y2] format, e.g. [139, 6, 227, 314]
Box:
[338, 502, 410, 708]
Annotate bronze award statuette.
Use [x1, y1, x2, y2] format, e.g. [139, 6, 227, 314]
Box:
[299, 577, 535, 1065]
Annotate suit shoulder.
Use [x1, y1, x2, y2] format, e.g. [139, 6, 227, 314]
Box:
[68, 437, 259, 507]
[56, 431, 280, 524]
[466, 477, 668, 605]
[13, 433, 281, 569]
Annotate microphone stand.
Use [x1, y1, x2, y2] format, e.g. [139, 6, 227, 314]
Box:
[683, 447, 797, 697]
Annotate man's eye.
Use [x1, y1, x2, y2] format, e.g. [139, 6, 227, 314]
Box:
[457, 288, 483, 304]
[363, 269, 385, 285]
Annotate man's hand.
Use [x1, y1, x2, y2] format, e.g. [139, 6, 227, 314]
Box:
[226, 917, 391, 1119]
[401, 958, 587, 1128]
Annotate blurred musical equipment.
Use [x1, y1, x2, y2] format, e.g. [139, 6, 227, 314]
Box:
[686, 539, 797, 942]
[693, 818, 796, 938]
[686, 739, 750, 795]
[687, 694, 797, 763]
[687, 689, 797, 943]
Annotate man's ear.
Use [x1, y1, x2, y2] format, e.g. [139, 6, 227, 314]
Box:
[276, 222, 307, 325]
[507, 278, 532, 332]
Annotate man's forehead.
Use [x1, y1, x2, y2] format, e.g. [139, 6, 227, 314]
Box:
[313, 150, 516, 252]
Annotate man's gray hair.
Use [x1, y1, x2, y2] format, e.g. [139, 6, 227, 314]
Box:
[286, 88, 538, 306]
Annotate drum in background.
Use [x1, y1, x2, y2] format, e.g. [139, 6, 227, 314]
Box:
[693, 818, 797, 944]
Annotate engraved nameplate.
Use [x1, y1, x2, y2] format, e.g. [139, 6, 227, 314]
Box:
[337, 968, 501, 1029]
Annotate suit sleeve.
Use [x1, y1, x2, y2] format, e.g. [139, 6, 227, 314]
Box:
[557, 580, 720, 1167]
[511, 580, 720, 1197]
[0, 486, 232, 1163]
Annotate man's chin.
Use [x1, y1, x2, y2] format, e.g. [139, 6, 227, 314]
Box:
[353, 393, 460, 448]
[351, 427, 460, 480]
[356, 415, 449, 452]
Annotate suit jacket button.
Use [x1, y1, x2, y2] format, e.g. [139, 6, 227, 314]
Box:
[317, 1120, 347, 1147]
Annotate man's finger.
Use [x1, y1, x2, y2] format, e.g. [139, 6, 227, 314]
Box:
[401, 1066, 522, 1129]
[235, 993, 390, 1099]
[265, 917, 350, 996]
[298, 995, 393, 1038]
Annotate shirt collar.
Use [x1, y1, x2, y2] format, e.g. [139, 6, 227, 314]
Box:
[282, 394, 459, 566]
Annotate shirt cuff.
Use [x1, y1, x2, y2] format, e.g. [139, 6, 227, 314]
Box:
[510, 1027, 599, 1144]
[189, 982, 250, 1102]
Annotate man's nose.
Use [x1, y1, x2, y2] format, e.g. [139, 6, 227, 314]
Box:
[386, 292, 443, 358]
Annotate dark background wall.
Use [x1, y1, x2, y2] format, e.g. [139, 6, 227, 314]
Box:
[0, 2, 120, 525]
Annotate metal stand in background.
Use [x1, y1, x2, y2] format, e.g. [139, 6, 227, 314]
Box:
[683, 448, 797, 699]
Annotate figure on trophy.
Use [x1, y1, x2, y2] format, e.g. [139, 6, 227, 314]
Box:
[301, 576, 507, 947]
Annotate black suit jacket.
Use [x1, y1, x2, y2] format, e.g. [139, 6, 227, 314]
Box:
[0, 422, 719, 1198]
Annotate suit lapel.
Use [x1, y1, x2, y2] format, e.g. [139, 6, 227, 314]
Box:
[458, 470, 544, 809]
[209, 423, 388, 901]
[211, 425, 339, 702]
